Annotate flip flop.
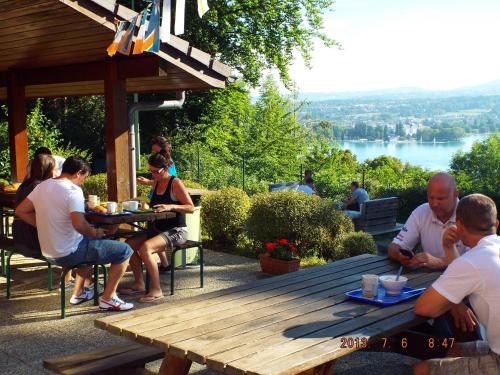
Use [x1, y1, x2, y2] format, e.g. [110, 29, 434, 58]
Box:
[119, 287, 146, 296]
[139, 294, 164, 303]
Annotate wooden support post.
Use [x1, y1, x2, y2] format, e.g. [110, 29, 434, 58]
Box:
[7, 71, 28, 182]
[159, 353, 192, 375]
[104, 60, 130, 202]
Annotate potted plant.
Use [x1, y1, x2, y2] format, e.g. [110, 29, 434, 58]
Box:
[259, 239, 300, 275]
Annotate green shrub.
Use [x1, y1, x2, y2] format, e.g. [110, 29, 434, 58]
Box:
[333, 232, 377, 260]
[300, 255, 327, 268]
[247, 191, 354, 259]
[201, 187, 251, 244]
[82, 173, 107, 200]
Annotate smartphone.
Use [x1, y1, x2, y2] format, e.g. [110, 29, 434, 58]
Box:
[399, 249, 414, 258]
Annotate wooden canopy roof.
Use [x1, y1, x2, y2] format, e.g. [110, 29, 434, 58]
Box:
[0, 0, 231, 99]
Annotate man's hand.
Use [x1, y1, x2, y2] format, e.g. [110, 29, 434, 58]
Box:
[388, 243, 413, 267]
[442, 225, 459, 251]
[450, 303, 479, 332]
[408, 252, 446, 269]
[94, 227, 106, 239]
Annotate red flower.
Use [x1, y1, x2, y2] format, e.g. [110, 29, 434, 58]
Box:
[290, 244, 297, 253]
[278, 239, 289, 245]
[265, 242, 277, 252]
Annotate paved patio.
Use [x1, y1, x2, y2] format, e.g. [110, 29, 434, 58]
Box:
[0, 250, 417, 374]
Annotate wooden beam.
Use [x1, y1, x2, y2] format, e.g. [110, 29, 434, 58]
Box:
[7, 71, 28, 182]
[18, 56, 160, 86]
[104, 60, 130, 202]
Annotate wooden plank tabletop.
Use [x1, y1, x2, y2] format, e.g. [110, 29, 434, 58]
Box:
[95, 254, 440, 375]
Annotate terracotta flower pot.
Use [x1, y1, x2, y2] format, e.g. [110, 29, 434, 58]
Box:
[259, 253, 300, 275]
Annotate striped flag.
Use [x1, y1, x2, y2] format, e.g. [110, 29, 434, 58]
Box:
[143, 0, 160, 53]
[118, 14, 139, 55]
[197, 0, 209, 17]
[133, 9, 149, 54]
[106, 20, 127, 57]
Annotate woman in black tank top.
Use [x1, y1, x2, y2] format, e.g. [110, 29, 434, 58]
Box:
[123, 152, 194, 303]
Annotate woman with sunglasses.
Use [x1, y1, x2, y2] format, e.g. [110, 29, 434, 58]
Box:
[123, 151, 194, 302]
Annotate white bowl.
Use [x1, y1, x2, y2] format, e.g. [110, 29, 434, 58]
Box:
[379, 275, 408, 296]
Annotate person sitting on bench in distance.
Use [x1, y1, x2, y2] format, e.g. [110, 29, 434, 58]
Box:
[122, 151, 194, 303]
[15, 156, 135, 311]
[413, 194, 500, 375]
[342, 181, 369, 211]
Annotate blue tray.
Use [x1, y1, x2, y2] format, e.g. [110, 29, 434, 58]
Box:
[345, 287, 426, 306]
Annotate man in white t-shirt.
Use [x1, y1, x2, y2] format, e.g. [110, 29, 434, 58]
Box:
[414, 194, 500, 375]
[16, 156, 134, 311]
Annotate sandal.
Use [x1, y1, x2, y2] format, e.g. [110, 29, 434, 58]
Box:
[119, 287, 146, 296]
[139, 294, 164, 303]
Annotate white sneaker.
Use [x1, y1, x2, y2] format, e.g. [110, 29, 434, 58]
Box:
[69, 289, 94, 305]
[99, 295, 134, 311]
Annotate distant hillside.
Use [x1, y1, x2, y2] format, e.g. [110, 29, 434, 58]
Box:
[298, 80, 500, 101]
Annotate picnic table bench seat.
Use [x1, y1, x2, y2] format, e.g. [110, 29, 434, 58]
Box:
[354, 197, 404, 235]
[43, 342, 164, 375]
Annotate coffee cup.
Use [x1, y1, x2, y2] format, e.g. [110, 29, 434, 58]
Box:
[123, 200, 139, 211]
[107, 201, 117, 214]
[361, 274, 379, 298]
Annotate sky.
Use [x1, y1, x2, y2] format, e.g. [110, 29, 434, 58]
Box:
[289, 0, 500, 93]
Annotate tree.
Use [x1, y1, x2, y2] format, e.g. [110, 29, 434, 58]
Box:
[123, 0, 339, 87]
[450, 133, 500, 193]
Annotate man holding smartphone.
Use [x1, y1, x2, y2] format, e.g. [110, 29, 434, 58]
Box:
[388, 172, 467, 270]
[388, 172, 479, 339]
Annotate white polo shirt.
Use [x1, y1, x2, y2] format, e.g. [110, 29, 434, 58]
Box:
[392, 201, 467, 257]
[432, 234, 500, 354]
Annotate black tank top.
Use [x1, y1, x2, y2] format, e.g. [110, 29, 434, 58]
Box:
[150, 176, 186, 230]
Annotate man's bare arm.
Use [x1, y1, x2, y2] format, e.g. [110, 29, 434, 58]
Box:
[415, 286, 453, 318]
[70, 212, 104, 239]
[15, 198, 37, 227]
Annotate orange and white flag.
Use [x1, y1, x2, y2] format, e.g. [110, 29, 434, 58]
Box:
[133, 10, 149, 54]
[106, 20, 127, 57]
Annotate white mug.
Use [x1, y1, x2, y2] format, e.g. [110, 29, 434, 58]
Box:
[107, 201, 117, 214]
[123, 200, 139, 211]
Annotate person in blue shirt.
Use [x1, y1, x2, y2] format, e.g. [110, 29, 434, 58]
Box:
[137, 136, 177, 273]
[342, 181, 369, 211]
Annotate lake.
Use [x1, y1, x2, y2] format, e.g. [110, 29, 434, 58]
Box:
[339, 134, 487, 170]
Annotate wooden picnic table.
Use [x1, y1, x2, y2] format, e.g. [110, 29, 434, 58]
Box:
[95, 254, 440, 375]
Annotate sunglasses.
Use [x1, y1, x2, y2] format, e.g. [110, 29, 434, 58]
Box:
[149, 167, 165, 174]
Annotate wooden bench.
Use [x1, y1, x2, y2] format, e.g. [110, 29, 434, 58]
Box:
[354, 197, 404, 235]
[43, 343, 164, 375]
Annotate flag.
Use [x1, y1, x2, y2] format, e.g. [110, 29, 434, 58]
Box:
[143, 0, 160, 52]
[160, 0, 171, 43]
[118, 14, 139, 55]
[197, 0, 209, 18]
[133, 9, 149, 54]
[174, 0, 185, 35]
[106, 20, 127, 57]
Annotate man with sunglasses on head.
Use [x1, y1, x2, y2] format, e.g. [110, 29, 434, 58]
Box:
[16, 156, 135, 311]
